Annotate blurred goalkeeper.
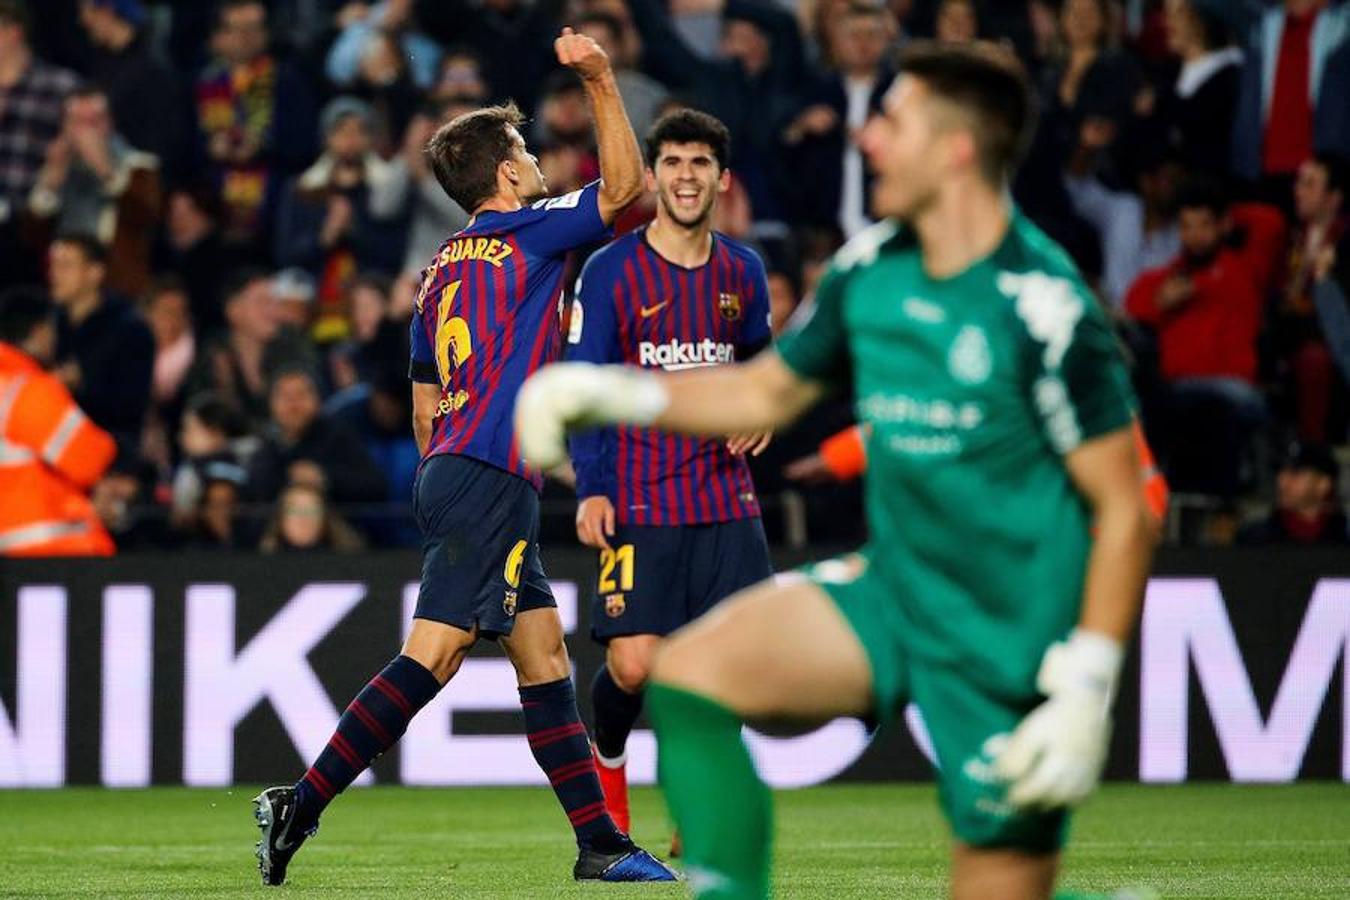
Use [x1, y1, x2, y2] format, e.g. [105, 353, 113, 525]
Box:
[516, 41, 1157, 900]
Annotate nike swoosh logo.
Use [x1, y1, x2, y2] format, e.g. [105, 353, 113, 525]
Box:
[639, 302, 668, 319]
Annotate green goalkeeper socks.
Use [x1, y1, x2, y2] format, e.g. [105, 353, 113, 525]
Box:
[647, 682, 772, 900]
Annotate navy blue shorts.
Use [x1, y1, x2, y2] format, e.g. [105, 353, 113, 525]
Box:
[591, 517, 773, 642]
[412, 454, 555, 638]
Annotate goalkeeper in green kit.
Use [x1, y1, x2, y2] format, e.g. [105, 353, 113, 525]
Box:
[515, 40, 1157, 900]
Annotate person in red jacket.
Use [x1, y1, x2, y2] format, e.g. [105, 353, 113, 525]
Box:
[0, 286, 116, 556]
[1124, 179, 1286, 495]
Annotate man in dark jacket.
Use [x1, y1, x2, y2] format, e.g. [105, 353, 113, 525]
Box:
[246, 365, 388, 505]
[78, 0, 190, 180]
[48, 232, 154, 453]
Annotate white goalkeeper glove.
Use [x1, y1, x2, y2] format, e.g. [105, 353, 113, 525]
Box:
[992, 629, 1124, 810]
[515, 362, 669, 470]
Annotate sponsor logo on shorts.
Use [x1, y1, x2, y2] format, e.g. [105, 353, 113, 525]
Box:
[605, 594, 626, 617]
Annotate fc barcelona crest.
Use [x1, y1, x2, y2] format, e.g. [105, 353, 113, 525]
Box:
[604, 594, 626, 617]
[503, 590, 518, 617]
[718, 292, 742, 321]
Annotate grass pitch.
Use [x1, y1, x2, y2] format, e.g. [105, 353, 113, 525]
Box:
[1, 783, 1345, 898]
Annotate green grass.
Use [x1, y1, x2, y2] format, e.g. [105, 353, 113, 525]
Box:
[1, 784, 1346, 898]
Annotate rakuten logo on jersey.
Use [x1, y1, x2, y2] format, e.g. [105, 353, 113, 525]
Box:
[638, 339, 736, 371]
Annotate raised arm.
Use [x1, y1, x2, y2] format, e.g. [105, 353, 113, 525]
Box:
[556, 28, 642, 224]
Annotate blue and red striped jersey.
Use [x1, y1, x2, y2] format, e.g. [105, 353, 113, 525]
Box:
[409, 181, 610, 490]
[565, 227, 772, 526]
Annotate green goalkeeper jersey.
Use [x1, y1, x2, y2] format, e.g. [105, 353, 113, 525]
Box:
[777, 211, 1135, 696]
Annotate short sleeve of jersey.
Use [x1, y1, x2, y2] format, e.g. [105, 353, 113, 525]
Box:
[408, 302, 438, 384]
[1013, 274, 1135, 454]
[517, 180, 611, 258]
[739, 250, 773, 355]
[776, 263, 850, 386]
[565, 255, 620, 364]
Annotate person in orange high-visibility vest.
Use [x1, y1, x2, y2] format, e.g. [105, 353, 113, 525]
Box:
[0, 286, 116, 556]
[787, 418, 1170, 525]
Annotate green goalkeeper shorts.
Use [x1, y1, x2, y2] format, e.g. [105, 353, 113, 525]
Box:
[807, 555, 1070, 853]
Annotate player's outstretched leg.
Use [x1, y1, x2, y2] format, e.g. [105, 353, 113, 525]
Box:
[589, 634, 659, 834]
[646, 578, 874, 900]
[254, 621, 471, 886]
[502, 608, 677, 882]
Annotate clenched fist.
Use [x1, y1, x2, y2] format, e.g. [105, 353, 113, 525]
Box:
[555, 26, 611, 82]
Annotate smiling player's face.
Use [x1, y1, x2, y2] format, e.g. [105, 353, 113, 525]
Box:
[505, 129, 549, 204]
[860, 76, 949, 221]
[648, 141, 728, 229]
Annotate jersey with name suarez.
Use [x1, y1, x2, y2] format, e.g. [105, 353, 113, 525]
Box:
[409, 182, 609, 490]
[777, 212, 1136, 695]
[566, 228, 772, 526]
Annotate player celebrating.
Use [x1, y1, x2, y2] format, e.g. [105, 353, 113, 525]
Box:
[253, 28, 676, 887]
[517, 42, 1157, 900]
[565, 110, 774, 835]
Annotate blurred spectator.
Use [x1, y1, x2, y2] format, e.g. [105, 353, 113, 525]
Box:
[272, 266, 318, 333]
[0, 285, 116, 556]
[1276, 153, 1348, 442]
[186, 268, 318, 429]
[1237, 442, 1348, 543]
[1159, 0, 1243, 176]
[1065, 141, 1183, 309]
[385, 99, 472, 277]
[245, 366, 388, 505]
[1038, 0, 1145, 181]
[23, 86, 162, 298]
[259, 481, 366, 552]
[430, 47, 490, 105]
[0, 0, 80, 220]
[337, 29, 422, 157]
[195, 0, 317, 253]
[935, 0, 980, 44]
[415, 0, 563, 114]
[1126, 181, 1285, 494]
[1232, 0, 1350, 196]
[160, 185, 256, 339]
[576, 11, 668, 139]
[781, 2, 894, 236]
[275, 96, 409, 343]
[177, 468, 247, 550]
[326, 0, 441, 91]
[329, 273, 407, 390]
[49, 233, 154, 451]
[77, 0, 190, 179]
[326, 366, 417, 543]
[170, 392, 254, 525]
[91, 452, 175, 552]
[138, 276, 195, 472]
[629, 0, 808, 224]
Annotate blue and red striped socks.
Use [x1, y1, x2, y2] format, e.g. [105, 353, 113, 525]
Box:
[520, 677, 628, 852]
[293, 655, 442, 829]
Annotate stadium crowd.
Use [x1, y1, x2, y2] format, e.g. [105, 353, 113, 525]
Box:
[1, 0, 1349, 553]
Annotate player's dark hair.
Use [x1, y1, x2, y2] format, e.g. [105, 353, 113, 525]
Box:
[644, 109, 732, 172]
[425, 102, 527, 213]
[0, 0, 30, 34]
[1175, 176, 1229, 217]
[898, 40, 1035, 186]
[0, 285, 52, 345]
[52, 232, 107, 265]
